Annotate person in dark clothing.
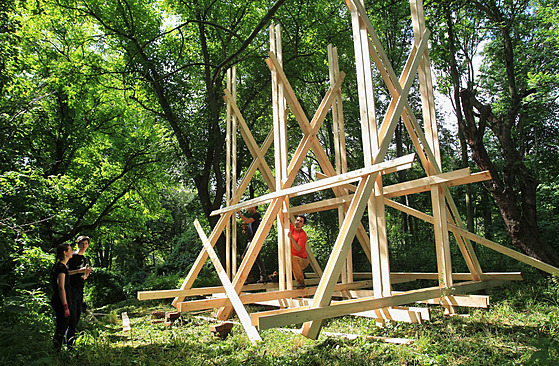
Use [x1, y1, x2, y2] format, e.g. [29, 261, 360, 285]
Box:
[50, 243, 74, 350]
[238, 206, 268, 283]
[66, 235, 92, 346]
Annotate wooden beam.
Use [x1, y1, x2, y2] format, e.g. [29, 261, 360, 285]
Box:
[302, 174, 377, 338]
[217, 197, 284, 320]
[169, 130, 274, 308]
[350, 305, 430, 323]
[418, 295, 490, 308]
[384, 197, 559, 276]
[224, 90, 276, 190]
[178, 280, 373, 313]
[257, 280, 508, 331]
[211, 153, 414, 216]
[389, 272, 522, 282]
[193, 220, 262, 343]
[449, 224, 559, 276]
[383, 169, 485, 197]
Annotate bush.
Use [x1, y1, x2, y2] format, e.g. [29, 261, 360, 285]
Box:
[85, 268, 126, 307]
[11, 246, 53, 292]
[0, 289, 52, 365]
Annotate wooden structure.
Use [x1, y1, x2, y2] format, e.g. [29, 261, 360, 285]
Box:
[138, 0, 559, 343]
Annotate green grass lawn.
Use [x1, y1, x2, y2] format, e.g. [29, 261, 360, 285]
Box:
[3, 279, 559, 365]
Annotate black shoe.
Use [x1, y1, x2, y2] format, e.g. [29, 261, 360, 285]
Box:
[296, 283, 305, 289]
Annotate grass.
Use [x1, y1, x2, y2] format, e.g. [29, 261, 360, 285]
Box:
[3, 279, 559, 365]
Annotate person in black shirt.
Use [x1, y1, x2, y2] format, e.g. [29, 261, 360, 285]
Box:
[50, 243, 73, 350]
[238, 206, 268, 283]
[66, 235, 92, 346]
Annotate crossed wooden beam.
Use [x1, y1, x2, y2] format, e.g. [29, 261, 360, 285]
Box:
[138, 0, 559, 344]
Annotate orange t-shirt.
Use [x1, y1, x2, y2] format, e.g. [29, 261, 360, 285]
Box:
[290, 223, 307, 258]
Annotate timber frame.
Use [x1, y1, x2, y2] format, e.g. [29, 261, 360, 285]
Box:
[138, 0, 559, 343]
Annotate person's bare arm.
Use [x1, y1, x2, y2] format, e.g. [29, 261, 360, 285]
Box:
[237, 211, 255, 224]
[288, 231, 302, 252]
[57, 273, 70, 317]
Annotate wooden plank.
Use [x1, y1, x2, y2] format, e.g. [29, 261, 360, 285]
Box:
[231, 67, 238, 277]
[217, 197, 284, 320]
[385, 196, 559, 275]
[226, 69, 232, 278]
[383, 168, 470, 197]
[350, 306, 430, 323]
[410, 0, 440, 168]
[432, 182, 452, 289]
[210, 153, 414, 216]
[418, 295, 489, 308]
[194, 220, 262, 343]
[258, 280, 507, 331]
[384, 197, 482, 280]
[169, 130, 275, 308]
[178, 280, 373, 313]
[302, 174, 377, 339]
[224, 90, 275, 189]
[448, 224, 559, 276]
[291, 195, 353, 215]
[388, 272, 522, 282]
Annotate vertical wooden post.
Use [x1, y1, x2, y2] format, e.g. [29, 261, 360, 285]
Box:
[329, 44, 353, 293]
[348, 0, 391, 302]
[270, 24, 291, 292]
[232, 67, 238, 277]
[410, 0, 453, 312]
[226, 67, 238, 279]
[226, 69, 232, 278]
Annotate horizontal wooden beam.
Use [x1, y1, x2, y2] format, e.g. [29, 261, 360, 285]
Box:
[383, 169, 491, 198]
[255, 280, 508, 330]
[417, 295, 489, 308]
[304, 272, 523, 282]
[211, 153, 414, 216]
[350, 305, 430, 323]
[389, 272, 523, 282]
[178, 280, 373, 313]
[293, 169, 491, 216]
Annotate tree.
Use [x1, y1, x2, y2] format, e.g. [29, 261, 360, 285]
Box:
[49, 0, 291, 262]
[0, 1, 172, 252]
[430, 0, 559, 267]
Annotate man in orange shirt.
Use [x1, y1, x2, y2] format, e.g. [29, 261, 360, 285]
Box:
[288, 215, 310, 289]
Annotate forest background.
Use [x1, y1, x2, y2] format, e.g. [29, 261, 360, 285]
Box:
[1, 0, 559, 364]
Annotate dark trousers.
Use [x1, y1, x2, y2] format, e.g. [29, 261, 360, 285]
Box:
[66, 286, 83, 345]
[51, 300, 72, 350]
[243, 241, 266, 277]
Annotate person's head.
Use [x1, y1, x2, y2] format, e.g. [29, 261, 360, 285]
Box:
[76, 235, 90, 249]
[56, 243, 72, 261]
[248, 206, 257, 214]
[294, 214, 307, 229]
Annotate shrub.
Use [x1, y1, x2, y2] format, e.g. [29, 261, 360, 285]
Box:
[85, 268, 126, 307]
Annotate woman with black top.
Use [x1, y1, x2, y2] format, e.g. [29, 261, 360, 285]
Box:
[50, 243, 73, 350]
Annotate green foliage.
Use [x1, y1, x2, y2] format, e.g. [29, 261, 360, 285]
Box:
[11, 246, 53, 292]
[85, 268, 126, 307]
[0, 289, 52, 365]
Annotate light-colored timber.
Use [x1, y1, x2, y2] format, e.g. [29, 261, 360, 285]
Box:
[138, 0, 559, 342]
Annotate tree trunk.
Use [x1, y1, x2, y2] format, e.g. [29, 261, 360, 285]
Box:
[460, 88, 559, 268]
